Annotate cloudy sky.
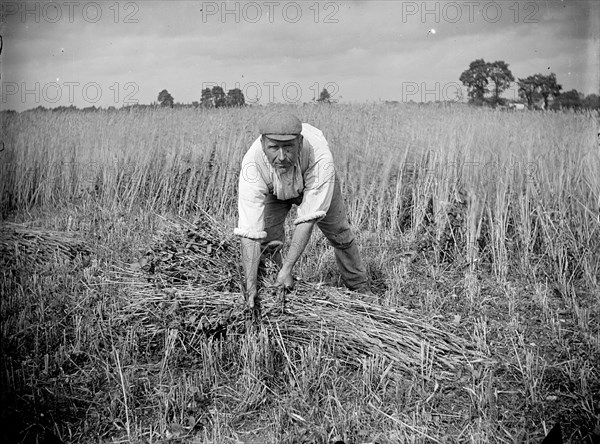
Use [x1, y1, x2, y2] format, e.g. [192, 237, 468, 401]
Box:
[1, 0, 598, 111]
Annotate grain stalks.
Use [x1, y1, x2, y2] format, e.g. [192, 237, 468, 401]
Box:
[0, 222, 91, 266]
[115, 213, 489, 380]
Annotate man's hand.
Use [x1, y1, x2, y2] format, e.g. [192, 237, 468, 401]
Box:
[275, 221, 315, 289]
[275, 266, 295, 290]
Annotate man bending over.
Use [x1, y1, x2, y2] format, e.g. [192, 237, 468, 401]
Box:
[234, 111, 371, 307]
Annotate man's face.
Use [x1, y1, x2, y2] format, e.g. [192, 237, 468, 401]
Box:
[261, 135, 303, 173]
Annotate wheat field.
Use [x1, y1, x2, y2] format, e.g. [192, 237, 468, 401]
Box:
[1, 104, 599, 443]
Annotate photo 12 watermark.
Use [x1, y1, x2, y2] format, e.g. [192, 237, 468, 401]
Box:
[201, 81, 339, 104]
[0, 1, 140, 24]
[400, 82, 465, 103]
[200, 1, 340, 24]
[401, 1, 540, 24]
[1, 81, 140, 108]
[398, 82, 528, 106]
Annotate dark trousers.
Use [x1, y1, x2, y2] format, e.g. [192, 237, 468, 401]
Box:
[261, 176, 369, 291]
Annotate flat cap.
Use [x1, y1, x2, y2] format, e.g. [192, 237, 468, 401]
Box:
[258, 112, 302, 141]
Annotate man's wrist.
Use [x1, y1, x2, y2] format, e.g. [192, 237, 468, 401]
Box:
[281, 262, 294, 274]
[246, 279, 257, 291]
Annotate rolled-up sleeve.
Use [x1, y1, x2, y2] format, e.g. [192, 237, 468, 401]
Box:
[234, 152, 268, 239]
[294, 149, 335, 225]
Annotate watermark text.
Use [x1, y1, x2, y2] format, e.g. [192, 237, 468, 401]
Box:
[200, 1, 339, 24]
[201, 81, 339, 104]
[1, 1, 139, 24]
[401, 1, 539, 24]
[1, 81, 140, 106]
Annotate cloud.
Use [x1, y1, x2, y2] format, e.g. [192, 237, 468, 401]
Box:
[2, 0, 598, 111]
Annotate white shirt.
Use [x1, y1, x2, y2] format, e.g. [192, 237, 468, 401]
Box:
[234, 123, 336, 239]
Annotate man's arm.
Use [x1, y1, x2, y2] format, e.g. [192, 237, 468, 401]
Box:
[240, 237, 261, 308]
[276, 220, 316, 288]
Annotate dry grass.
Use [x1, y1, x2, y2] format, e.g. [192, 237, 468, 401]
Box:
[113, 213, 487, 381]
[0, 222, 91, 268]
[118, 280, 485, 371]
[1, 104, 599, 443]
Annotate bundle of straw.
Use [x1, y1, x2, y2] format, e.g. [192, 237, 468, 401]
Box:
[0, 222, 90, 267]
[117, 212, 486, 378]
[126, 212, 240, 291]
[117, 280, 485, 379]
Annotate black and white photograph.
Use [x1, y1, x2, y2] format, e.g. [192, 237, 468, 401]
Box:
[1, 1, 599, 442]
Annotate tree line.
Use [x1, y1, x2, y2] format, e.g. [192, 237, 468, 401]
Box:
[157, 86, 334, 108]
[459, 59, 599, 110]
[157, 86, 245, 109]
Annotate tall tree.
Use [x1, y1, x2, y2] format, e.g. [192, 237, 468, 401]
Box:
[517, 76, 539, 108]
[535, 73, 562, 109]
[488, 61, 514, 106]
[157, 89, 174, 108]
[211, 86, 226, 108]
[225, 88, 245, 107]
[459, 59, 490, 105]
[200, 88, 214, 108]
